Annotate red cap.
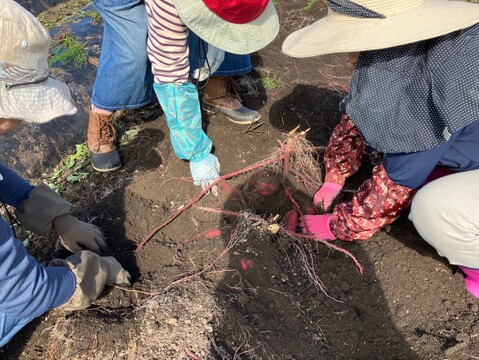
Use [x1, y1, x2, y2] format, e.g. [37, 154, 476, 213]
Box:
[202, 0, 270, 24]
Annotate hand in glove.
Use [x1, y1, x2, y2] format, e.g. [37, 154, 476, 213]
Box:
[53, 214, 108, 254]
[189, 154, 221, 196]
[15, 183, 107, 254]
[300, 214, 336, 240]
[49, 250, 131, 311]
[313, 182, 343, 213]
[192, 44, 225, 81]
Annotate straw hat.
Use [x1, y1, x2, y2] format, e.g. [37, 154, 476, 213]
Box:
[0, 0, 77, 123]
[283, 0, 479, 58]
[172, 0, 280, 55]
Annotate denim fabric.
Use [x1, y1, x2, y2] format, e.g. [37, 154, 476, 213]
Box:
[153, 82, 212, 162]
[384, 119, 479, 188]
[187, 31, 252, 77]
[0, 314, 32, 347]
[92, 0, 154, 111]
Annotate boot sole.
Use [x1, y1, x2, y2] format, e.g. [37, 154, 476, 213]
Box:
[203, 102, 261, 125]
[91, 163, 121, 173]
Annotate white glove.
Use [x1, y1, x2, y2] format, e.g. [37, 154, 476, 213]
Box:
[192, 44, 225, 82]
[189, 154, 221, 196]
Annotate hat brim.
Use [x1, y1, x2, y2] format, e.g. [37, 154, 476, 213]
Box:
[172, 0, 279, 54]
[283, 0, 479, 58]
[0, 77, 77, 123]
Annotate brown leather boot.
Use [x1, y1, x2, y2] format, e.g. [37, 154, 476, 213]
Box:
[87, 107, 121, 172]
[203, 76, 260, 125]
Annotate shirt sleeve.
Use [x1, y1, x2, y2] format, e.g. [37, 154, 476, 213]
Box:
[0, 163, 34, 208]
[145, 0, 190, 84]
[0, 218, 75, 318]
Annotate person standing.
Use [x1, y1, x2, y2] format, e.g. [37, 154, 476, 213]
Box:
[87, 0, 264, 173]
[143, 0, 279, 192]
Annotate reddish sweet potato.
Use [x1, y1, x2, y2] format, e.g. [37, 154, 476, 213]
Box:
[249, 169, 281, 197]
[301, 202, 317, 215]
[280, 209, 299, 231]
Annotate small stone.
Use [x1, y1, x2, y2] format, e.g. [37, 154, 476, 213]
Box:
[340, 281, 350, 292]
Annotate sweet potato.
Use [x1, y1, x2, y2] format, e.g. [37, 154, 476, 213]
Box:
[248, 169, 281, 197]
[280, 209, 299, 231]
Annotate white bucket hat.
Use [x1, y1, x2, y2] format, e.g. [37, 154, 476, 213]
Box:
[0, 0, 77, 123]
[172, 0, 280, 55]
[283, 0, 479, 58]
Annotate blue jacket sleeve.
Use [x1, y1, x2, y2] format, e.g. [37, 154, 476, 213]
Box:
[0, 163, 34, 207]
[0, 218, 75, 318]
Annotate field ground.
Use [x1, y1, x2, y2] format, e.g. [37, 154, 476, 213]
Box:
[3, 1, 479, 359]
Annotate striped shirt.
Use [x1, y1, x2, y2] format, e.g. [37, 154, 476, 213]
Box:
[144, 0, 190, 84]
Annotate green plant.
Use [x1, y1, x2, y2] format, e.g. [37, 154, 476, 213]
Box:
[120, 128, 141, 147]
[37, 0, 92, 29]
[304, 0, 318, 12]
[261, 73, 279, 90]
[89, 8, 102, 24]
[37, 14, 57, 30]
[50, 143, 92, 186]
[48, 34, 88, 68]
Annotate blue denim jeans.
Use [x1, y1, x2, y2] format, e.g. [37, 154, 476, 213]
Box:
[92, 0, 154, 111]
[0, 314, 32, 347]
[187, 31, 252, 77]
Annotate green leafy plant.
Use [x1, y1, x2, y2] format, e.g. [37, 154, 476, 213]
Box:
[120, 128, 141, 147]
[37, 14, 57, 30]
[261, 73, 280, 90]
[50, 143, 91, 186]
[48, 34, 88, 68]
[304, 0, 318, 12]
[89, 8, 102, 24]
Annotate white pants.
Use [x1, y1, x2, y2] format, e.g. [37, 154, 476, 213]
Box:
[409, 170, 479, 268]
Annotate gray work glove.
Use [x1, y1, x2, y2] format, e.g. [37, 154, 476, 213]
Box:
[49, 250, 131, 311]
[53, 214, 107, 253]
[15, 183, 107, 253]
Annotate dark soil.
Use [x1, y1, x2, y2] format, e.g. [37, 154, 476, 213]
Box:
[3, 1, 479, 359]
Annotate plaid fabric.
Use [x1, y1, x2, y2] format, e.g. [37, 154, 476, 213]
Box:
[346, 22, 479, 153]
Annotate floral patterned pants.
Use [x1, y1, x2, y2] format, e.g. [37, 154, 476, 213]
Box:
[325, 115, 416, 240]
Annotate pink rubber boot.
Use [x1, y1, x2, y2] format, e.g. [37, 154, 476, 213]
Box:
[300, 214, 336, 240]
[459, 266, 479, 299]
[313, 182, 343, 213]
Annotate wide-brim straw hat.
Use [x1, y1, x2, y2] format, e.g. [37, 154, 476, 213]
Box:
[172, 0, 280, 55]
[283, 0, 479, 58]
